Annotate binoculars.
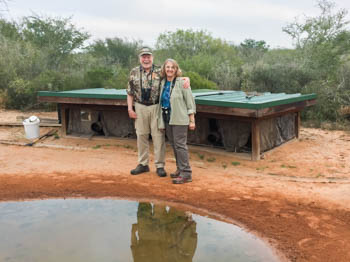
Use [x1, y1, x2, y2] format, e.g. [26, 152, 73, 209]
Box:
[141, 87, 151, 102]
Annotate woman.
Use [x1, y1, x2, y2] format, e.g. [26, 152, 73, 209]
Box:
[158, 59, 196, 184]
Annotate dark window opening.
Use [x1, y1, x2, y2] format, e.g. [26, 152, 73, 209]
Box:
[91, 122, 105, 136]
[207, 118, 223, 147]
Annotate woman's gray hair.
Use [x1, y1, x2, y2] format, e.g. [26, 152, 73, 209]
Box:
[160, 58, 183, 78]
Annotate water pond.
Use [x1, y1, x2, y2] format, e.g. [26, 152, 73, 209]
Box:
[0, 199, 280, 262]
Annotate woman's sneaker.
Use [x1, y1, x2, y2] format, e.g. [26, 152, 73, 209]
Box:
[172, 175, 192, 184]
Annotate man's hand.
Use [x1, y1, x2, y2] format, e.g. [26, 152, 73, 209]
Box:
[127, 94, 136, 118]
[128, 109, 137, 119]
[182, 77, 190, 89]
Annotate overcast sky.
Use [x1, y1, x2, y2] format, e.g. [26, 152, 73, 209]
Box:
[3, 0, 350, 48]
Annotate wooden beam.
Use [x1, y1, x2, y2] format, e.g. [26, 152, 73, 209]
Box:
[16, 116, 58, 123]
[257, 108, 299, 120]
[185, 104, 258, 117]
[38, 96, 127, 106]
[295, 111, 301, 139]
[60, 105, 68, 136]
[56, 103, 127, 112]
[0, 122, 60, 127]
[251, 119, 261, 161]
[196, 112, 256, 122]
[256, 99, 316, 118]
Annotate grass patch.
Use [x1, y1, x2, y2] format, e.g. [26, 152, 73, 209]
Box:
[195, 152, 205, 160]
[206, 157, 216, 162]
[92, 145, 101, 149]
[256, 166, 268, 171]
[222, 162, 227, 169]
[281, 164, 297, 169]
[123, 144, 133, 149]
[53, 133, 60, 139]
[231, 161, 240, 166]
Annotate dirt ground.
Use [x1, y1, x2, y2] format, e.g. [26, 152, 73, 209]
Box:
[0, 109, 350, 262]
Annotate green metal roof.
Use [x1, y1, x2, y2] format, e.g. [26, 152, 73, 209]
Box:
[38, 88, 316, 110]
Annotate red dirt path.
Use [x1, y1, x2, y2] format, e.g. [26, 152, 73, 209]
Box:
[1, 109, 350, 262]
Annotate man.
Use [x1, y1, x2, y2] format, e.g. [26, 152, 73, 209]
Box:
[127, 47, 166, 177]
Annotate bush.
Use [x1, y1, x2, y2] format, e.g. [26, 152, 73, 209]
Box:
[242, 60, 312, 94]
[184, 71, 217, 90]
[84, 67, 114, 89]
[3, 78, 33, 109]
[302, 80, 340, 121]
[105, 67, 129, 89]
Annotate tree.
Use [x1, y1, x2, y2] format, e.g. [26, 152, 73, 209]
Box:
[282, 0, 350, 122]
[283, 0, 349, 48]
[21, 15, 90, 69]
[283, 0, 350, 77]
[157, 29, 209, 58]
[240, 39, 269, 51]
[155, 29, 242, 90]
[238, 39, 269, 62]
[88, 37, 141, 67]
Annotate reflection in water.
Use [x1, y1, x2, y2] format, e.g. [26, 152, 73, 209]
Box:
[131, 203, 197, 262]
[0, 199, 280, 262]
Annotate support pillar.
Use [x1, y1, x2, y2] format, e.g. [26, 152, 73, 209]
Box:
[251, 119, 261, 161]
[295, 111, 301, 139]
[60, 104, 68, 136]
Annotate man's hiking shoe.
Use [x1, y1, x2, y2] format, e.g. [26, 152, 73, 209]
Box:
[130, 164, 150, 175]
[170, 170, 180, 178]
[156, 167, 167, 177]
[172, 175, 192, 184]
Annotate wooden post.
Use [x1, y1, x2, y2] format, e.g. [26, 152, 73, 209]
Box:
[295, 111, 301, 139]
[251, 119, 261, 161]
[60, 104, 67, 136]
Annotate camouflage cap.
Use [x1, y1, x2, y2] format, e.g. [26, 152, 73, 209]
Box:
[139, 46, 153, 56]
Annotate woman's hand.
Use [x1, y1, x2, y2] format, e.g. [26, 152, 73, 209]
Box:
[189, 114, 195, 130]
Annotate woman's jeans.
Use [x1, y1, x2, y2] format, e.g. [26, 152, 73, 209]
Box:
[165, 122, 192, 178]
